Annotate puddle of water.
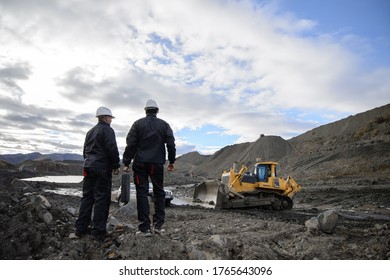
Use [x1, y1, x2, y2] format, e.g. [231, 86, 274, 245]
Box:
[44, 187, 126, 203]
[23, 178, 213, 208]
[22, 175, 84, 184]
[44, 188, 82, 197]
[172, 197, 216, 208]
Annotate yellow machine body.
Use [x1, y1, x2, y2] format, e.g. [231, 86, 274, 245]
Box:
[194, 161, 301, 210]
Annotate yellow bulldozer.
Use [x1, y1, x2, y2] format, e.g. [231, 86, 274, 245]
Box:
[193, 161, 301, 210]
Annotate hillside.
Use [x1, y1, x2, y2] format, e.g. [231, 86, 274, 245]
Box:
[177, 103, 390, 185]
[0, 152, 83, 165]
[287, 103, 390, 184]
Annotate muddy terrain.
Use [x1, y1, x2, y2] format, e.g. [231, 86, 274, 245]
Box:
[0, 174, 389, 260]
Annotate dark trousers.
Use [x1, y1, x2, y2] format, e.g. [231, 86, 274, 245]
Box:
[75, 169, 112, 236]
[132, 162, 165, 232]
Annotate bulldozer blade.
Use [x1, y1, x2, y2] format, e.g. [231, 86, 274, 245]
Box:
[193, 180, 226, 208]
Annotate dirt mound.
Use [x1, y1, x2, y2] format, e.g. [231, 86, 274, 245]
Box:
[190, 135, 295, 179]
[191, 142, 252, 178]
[177, 151, 210, 166]
[240, 135, 297, 165]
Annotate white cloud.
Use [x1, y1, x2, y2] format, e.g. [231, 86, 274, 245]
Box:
[0, 0, 389, 156]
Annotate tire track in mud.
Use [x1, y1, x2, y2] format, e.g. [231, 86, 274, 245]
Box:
[205, 205, 390, 228]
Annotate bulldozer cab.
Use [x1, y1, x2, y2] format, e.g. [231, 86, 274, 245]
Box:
[253, 162, 277, 182]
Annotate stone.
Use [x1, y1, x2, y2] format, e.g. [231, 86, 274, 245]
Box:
[24, 195, 52, 211]
[11, 178, 31, 190]
[34, 195, 51, 211]
[38, 209, 53, 224]
[305, 216, 319, 234]
[210, 235, 227, 247]
[0, 201, 7, 210]
[318, 210, 339, 234]
[67, 207, 77, 216]
[69, 233, 80, 240]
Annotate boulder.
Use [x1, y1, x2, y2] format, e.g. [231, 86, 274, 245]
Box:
[305, 217, 319, 233]
[185, 243, 221, 260]
[305, 210, 339, 234]
[30, 195, 52, 211]
[67, 207, 77, 216]
[318, 210, 339, 234]
[38, 209, 53, 224]
[210, 235, 228, 247]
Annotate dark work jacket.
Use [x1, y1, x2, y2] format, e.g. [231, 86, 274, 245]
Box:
[83, 121, 120, 171]
[123, 114, 176, 165]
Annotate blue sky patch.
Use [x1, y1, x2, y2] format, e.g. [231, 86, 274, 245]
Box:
[176, 125, 239, 153]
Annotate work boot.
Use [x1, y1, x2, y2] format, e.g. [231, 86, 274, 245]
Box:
[136, 229, 152, 237]
[91, 231, 112, 241]
[69, 228, 89, 239]
[69, 232, 82, 239]
[153, 227, 165, 235]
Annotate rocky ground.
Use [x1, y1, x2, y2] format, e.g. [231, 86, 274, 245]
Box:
[0, 172, 389, 260]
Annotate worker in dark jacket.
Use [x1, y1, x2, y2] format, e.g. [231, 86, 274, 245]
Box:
[123, 99, 176, 237]
[74, 106, 120, 240]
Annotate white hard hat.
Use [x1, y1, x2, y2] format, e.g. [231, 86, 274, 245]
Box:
[144, 99, 159, 110]
[96, 106, 114, 118]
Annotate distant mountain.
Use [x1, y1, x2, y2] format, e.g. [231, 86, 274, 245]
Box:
[0, 152, 83, 165]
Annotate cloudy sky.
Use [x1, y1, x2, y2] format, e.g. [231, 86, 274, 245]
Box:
[1, 0, 389, 157]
